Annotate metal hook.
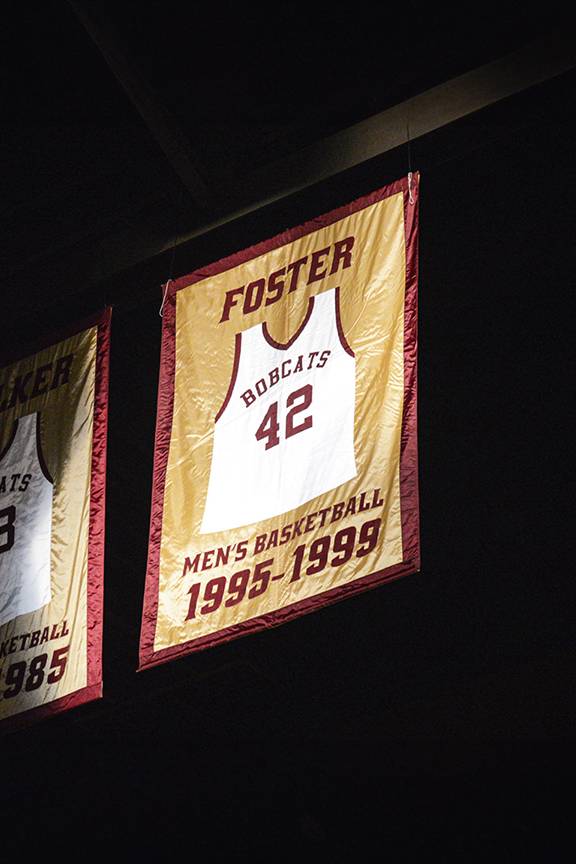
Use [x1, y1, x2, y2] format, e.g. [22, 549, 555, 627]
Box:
[159, 279, 172, 317]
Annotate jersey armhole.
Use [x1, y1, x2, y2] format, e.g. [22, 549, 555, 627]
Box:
[215, 332, 242, 422]
[36, 412, 54, 484]
[0, 419, 18, 463]
[335, 286, 355, 357]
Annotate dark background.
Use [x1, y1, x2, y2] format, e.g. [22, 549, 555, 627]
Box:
[2, 3, 575, 858]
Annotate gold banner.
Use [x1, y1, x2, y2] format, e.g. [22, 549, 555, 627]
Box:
[141, 178, 419, 666]
[0, 312, 109, 725]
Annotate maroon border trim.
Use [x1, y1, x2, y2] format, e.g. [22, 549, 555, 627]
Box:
[139, 286, 177, 662]
[139, 174, 420, 669]
[140, 559, 417, 670]
[36, 412, 54, 484]
[399, 174, 421, 570]
[85, 308, 111, 694]
[0, 419, 18, 463]
[335, 286, 355, 357]
[215, 332, 242, 422]
[0, 682, 102, 735]
[262, 295, 315, 350]
[0, 308, 111, 732]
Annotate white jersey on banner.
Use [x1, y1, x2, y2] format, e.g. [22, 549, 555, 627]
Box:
[201, 287, 357, 533]
[0, 412, 53, 626]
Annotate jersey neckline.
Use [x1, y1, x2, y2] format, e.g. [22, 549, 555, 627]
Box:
[261, 295, 315, 350]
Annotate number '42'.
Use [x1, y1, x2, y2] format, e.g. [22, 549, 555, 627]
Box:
[255, 384, 313, 450]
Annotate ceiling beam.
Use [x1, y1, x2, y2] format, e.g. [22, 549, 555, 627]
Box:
[68, 0, 213, 211]
[8, 33, 576, 309]
[161, 35, 576, 248]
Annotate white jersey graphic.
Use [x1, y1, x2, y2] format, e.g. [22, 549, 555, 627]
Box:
[0, 412, 53, 626]
[201, 287, 357, 533]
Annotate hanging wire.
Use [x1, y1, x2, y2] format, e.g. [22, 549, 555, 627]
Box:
[159, 278, 171, 317]
[406, 119, 414, 205]
[159, 184, 185, 316]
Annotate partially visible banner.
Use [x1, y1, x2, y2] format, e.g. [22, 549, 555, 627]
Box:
[140, 175, 420, 669]
[0, 309, 110, 729]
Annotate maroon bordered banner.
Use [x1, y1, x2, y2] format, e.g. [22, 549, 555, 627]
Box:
[140, 175, 420, 669]
[0, 309, 111, 731]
